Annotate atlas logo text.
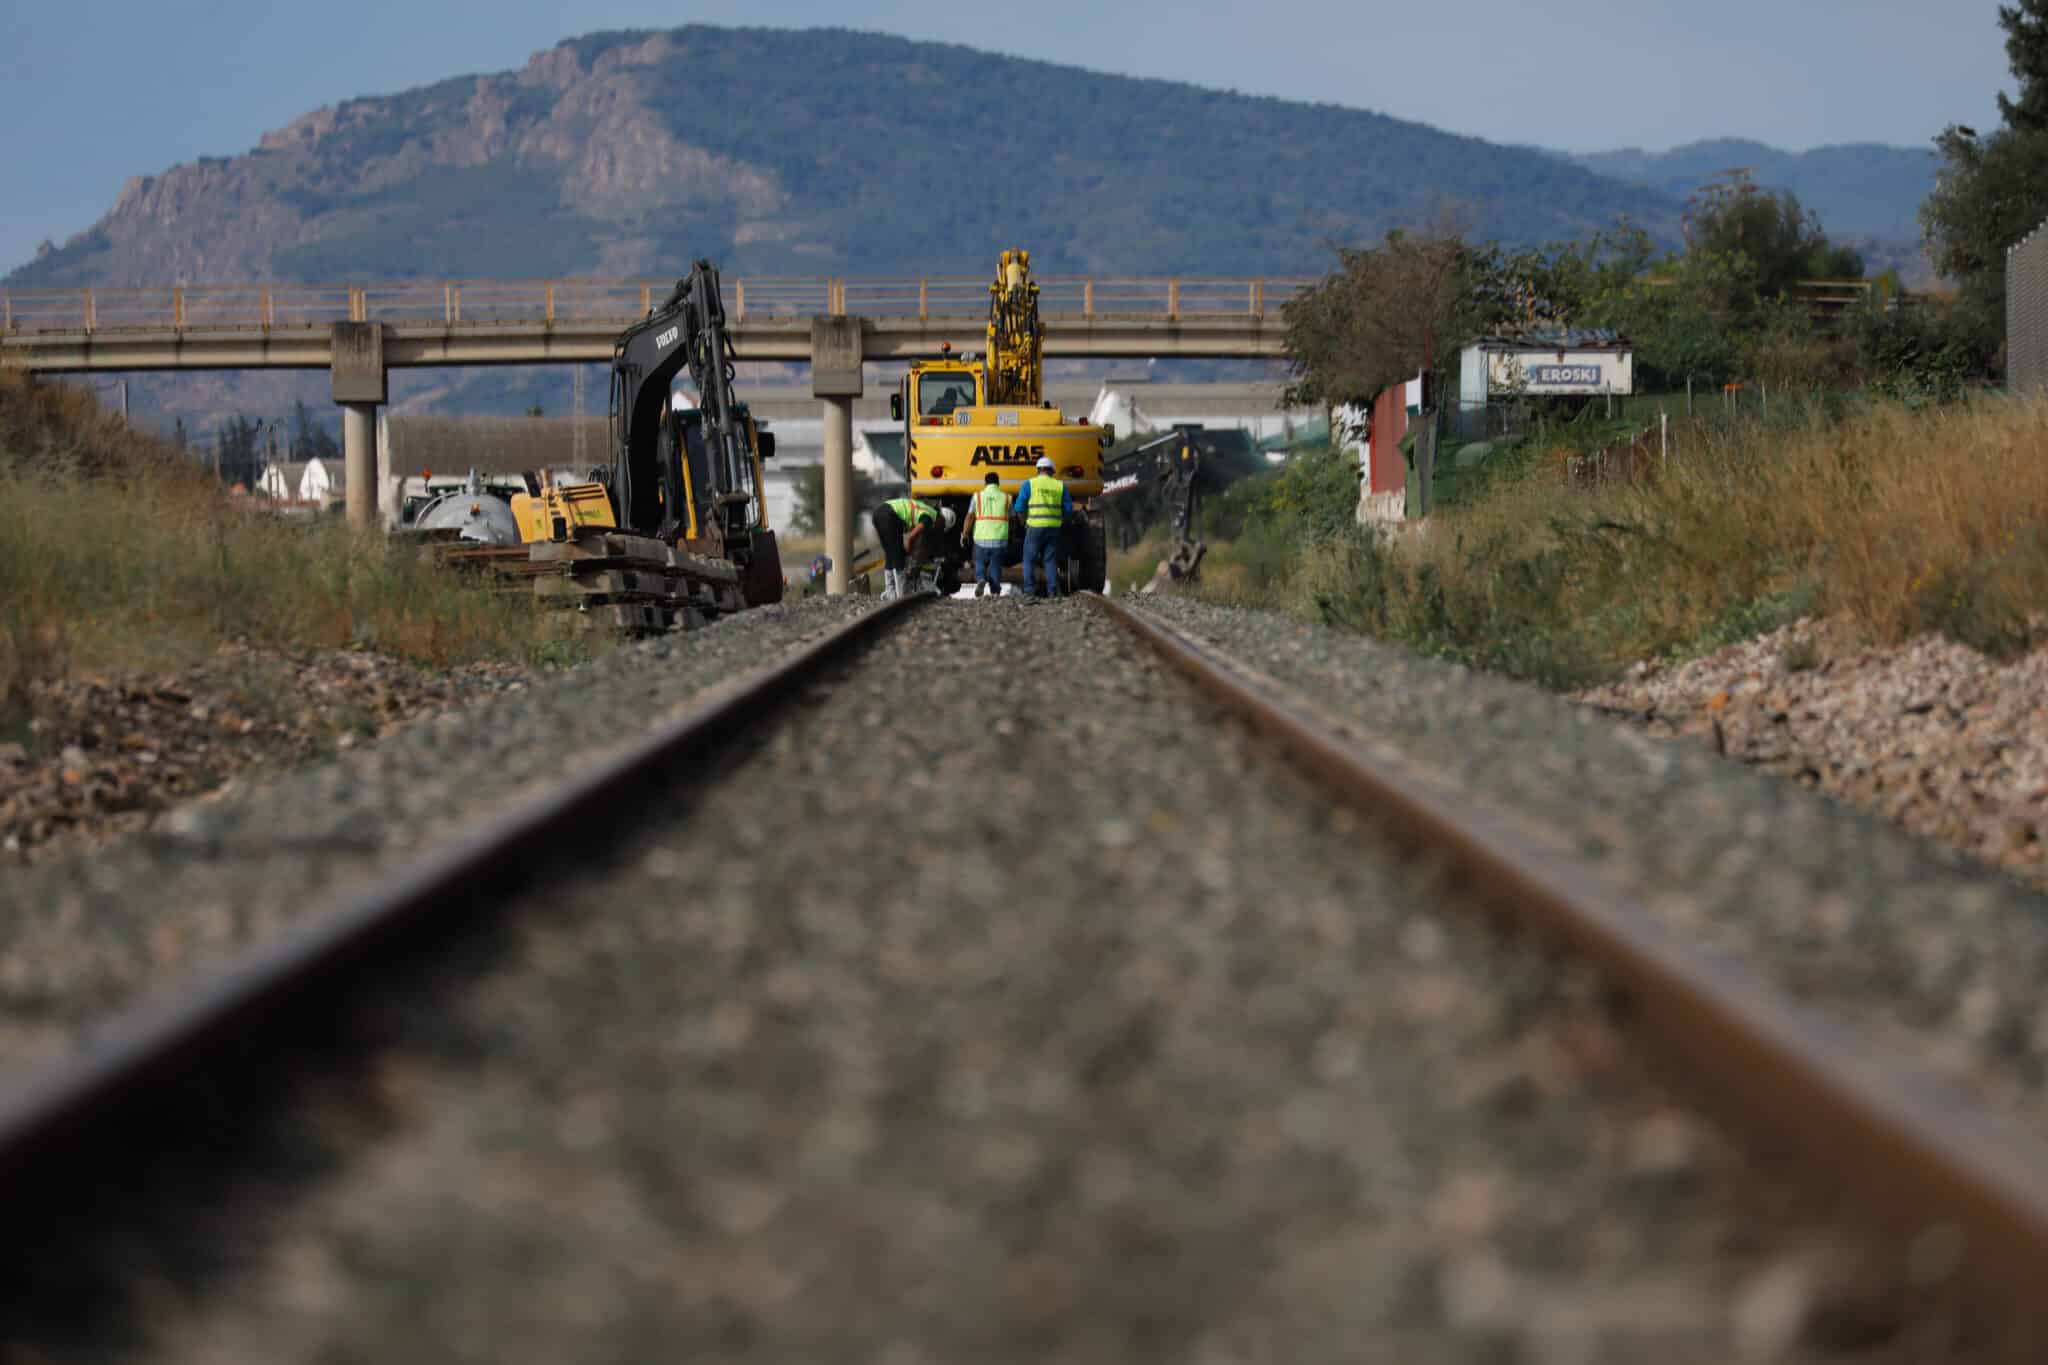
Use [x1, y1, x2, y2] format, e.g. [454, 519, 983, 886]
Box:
[969, 444, 1048, 466]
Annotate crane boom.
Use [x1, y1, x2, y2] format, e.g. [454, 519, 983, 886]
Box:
[986, 248, 1044, 406]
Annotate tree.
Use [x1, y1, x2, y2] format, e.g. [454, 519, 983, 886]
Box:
[1922, 125, 2048, 369]
[214, 415, 264, 489]
[1688, 186, 1861, 301]
[1921, 2, 2048, 371]
[289, 399, 340, 461]
[1284, 225, 1670, 408]
[1282, 225, 1499, 409]
[1999, 0, 2048, 132]
[787, 463, 896, 542]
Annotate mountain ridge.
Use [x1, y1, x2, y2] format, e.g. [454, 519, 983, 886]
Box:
[1559, 136, 1936, 244]
[6, 25, 1685, 290]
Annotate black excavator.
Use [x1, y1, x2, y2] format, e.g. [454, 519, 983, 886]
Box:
[1100, 428, 1207, 587]
[517, 259, 783, 607]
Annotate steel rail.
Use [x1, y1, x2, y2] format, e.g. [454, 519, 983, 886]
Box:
[0, 592, 935, 1190]
[1095, 595, 2048, 1357]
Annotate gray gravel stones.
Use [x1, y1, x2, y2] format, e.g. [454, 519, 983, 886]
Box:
[1579, 619, 2048, 890]
[0, 597, 879, 1072]
[1132, 597, 2048, 1141]
[53, 601, 1914, 1363]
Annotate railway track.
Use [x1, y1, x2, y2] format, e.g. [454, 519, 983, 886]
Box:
[1, 593, 2045, 1358]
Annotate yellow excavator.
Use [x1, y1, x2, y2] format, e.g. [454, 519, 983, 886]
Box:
[890, 249, 1110, 594]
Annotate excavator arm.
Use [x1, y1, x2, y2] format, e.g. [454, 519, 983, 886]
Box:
[986, 248, 1044, 407]
[610, 259, 765, 546]
[1100, 430, 1205, 584]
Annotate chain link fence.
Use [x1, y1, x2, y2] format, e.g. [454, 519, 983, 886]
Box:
[2007, 218, 2048, 394]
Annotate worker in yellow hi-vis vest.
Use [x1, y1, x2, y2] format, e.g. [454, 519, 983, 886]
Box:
[871, 495, 949, 599]
[1012, 455, 1073, 600]
[963, 472, 1012, 598]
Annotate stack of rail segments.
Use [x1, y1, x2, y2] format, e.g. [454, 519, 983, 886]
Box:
[422, 529, 745, 635]
[526, 528, 746, 634]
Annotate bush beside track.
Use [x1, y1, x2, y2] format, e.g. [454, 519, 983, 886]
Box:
[1193, 396, 2048, 688]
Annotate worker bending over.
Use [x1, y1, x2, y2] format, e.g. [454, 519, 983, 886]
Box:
[1014, 455, 1074, 599]
[963, 471, 1012, 598]
[871, 495, 949, 599]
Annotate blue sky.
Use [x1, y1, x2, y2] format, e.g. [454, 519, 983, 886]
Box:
[0, 0, 2016, 274]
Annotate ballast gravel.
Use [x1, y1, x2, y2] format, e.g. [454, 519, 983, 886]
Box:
[1134, 597, 2048, 1140]
[0, 597, 880, 1071]
[14, 600, 1946, 1363]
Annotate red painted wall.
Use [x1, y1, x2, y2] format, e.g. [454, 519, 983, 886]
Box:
[1367, 386, 1407, 495]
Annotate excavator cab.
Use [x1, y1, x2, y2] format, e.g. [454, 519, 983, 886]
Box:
[893, 363, 984, 427]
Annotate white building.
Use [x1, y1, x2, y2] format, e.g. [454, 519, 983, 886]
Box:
[1086, 382, 1312, 445]
[1457, 332, 1633, 436]
[256, 460, 309, 502]
[756, 422, 906, 533]
[300, 457, 343, 504]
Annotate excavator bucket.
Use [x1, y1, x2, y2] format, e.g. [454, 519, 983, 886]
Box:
[741, 529, 785, 607]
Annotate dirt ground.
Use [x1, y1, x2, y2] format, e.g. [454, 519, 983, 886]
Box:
[0, 646, 530, 864]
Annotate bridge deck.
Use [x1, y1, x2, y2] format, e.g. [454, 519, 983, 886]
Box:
[0, 276, 1311, 370]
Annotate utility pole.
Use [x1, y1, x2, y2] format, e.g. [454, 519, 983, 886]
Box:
[573, 363, 587, 468]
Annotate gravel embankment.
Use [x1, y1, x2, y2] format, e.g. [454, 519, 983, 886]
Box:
[1578, 618, 2048, 890]
[1134, 597, 2048, 1136]
[0, 597, 879, 1072]
[1, 646, 531, 860]
[11, 600, 1943, 1363]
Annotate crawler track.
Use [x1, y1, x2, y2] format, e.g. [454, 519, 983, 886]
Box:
[2, 592, 2047, 1356]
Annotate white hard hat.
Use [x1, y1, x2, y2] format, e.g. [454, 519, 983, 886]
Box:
[1035, 455, 1055, 471]
[941, 507, 958, 530]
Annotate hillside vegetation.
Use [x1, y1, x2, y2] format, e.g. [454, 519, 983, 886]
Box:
[1202, 397, 2048, 688]
[7, 25, 1682, 289]
[0, 375, 574, 714]
[1568, 139, 1936, 243]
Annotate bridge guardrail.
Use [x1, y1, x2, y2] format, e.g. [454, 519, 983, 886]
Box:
[0, 276, 1319, 337]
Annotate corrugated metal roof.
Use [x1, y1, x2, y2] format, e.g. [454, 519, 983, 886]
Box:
[1470, 328, 1629, 350]
[383, 416, 607, 477]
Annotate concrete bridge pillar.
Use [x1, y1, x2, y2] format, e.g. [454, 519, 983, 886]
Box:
[811, 316, 864, 594]
[342, 404, 378, 529]
[822, 397, 854, 592]
[331, 322, 386, 531]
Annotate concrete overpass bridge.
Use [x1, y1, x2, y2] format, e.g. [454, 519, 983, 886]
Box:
[0, 275, 1305, 371]
[0, 273, 1310, 590]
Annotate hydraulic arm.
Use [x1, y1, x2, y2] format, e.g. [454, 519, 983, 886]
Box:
[610, 259, 764, 551]
[985, 248, 1044, 406]
[1101, 430, 1206, 584]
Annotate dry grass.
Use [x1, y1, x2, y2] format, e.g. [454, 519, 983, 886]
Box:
[0, 374, 587, 710]
[1261, 396, 2048, 685]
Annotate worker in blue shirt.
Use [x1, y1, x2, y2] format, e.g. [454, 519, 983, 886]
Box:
[1013, 454, 1074, 599]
